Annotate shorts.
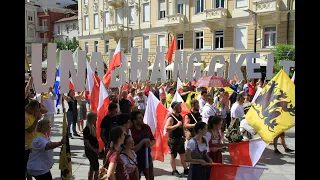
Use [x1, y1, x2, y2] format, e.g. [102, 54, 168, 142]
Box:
[167, 138, 186, 158]
[25, 149, 31, 171]
[85, 150, 99, 171]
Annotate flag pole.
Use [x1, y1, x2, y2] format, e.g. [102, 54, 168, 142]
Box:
[145, 147, 149, 180]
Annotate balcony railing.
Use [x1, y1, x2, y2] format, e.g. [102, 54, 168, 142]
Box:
[204, 8, 227, 21]
[36, 37, 48, 44]
[107, 24, 122, 33]
[253, 0, 279, 13]
[107, 0, 124, 7]
[165, 14, 184, 27]
[36, 26, 49, 32]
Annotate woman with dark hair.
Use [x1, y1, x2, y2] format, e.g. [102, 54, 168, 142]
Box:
[83, 112, 99, 180]
[104, 126, 126, 180]
[117, 113, 132, 135]
[206, 116, 228, 163]
[185, 122, 212, 180]
[62, 90, 84, 138]
[27, 120, 66, 180]
[120, 134, 139, 180]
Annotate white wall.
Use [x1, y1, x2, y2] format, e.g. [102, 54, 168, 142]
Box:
[54, 20, 79, 41]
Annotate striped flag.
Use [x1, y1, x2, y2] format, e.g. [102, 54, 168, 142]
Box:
[59, 99, 72, 179]
[210, 163, 267, 180]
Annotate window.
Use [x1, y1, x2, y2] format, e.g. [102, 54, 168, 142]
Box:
[143, 36, 150, 49]
[42, 20, 47, 30]
[159, 0, 166, 19]
[158, 35, 165, 47]
[234, 27, 247, 49]
[236, 0, 247, 8]
[116, 8, 123, 24]
[177, 34, 184, 50]
[216, 0, 225, 8]
[84, 0, 88, 4]
[66, 24, 69, 33]
[143, 3, 150, 22]
[195, 32, 203, 50]
[105, 40, 109, 53]
[85, 42, 88, 54]
[129, 6, 135, 24]
[28, 28, 35, 38]
[104, 11, 110, 27]
[215, 30, 224, 49]
[94, 41, 98, 52]
[84, 15, 89, 30]
[196, 0, 204, 14]
[27, 11, 34, 21]
[73, 23, 76, 30]
[94, 13, 99, 29]
[57, 25, 61, 34]
[263, 26, 276, 48]
[177, 0, 184, 14]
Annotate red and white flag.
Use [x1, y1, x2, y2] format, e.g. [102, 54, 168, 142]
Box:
[69, 78, 75, 91]
[210, 163, 267, 180]
[177, 78, 183, 93]
[165, 35, 177, 64]
[143, 92, 170, 162]
[102, 40, 122, 88]
[228, 138, 266, 166]
[87, 62, 100, 113]
[96, 81, 110, 152]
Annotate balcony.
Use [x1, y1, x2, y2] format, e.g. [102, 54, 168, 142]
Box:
[36, 26, 49, 32]
[164, 14, 184, 27]
[204, 8, 228, 21]
[36, 37, 48, 44]
[107, 24, 122, 33]
[253, 0, 279, 13]
[107, 0, 124, 7]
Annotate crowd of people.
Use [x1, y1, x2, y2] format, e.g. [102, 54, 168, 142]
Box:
[25, 72, 294, 180]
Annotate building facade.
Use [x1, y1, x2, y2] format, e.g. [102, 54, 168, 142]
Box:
[54, 13, 79, 41]
[78, 0, 295, 78]
[25, 0, 39, 61]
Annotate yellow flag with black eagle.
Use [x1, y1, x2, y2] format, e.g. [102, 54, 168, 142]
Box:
[59, 100, 72, 179]
[186, 92, 201, 109]
[245, 69, 295, 144]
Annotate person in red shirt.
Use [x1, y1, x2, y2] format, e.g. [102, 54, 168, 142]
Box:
[130, 110, 155, 180]
[247, 79, 256, 100]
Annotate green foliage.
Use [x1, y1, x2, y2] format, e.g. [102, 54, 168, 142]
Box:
[44, 37, 79, 58]
[272, 44, 295, 77]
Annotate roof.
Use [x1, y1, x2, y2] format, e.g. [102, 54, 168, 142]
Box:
[55, 15, 78, 23]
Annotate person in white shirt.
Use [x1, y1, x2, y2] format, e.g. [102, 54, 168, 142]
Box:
[134, 89, 148, 114]
[41, 87, 58, 137]
[201, 95, 220, 124]
[240, 103, 257, 140]
[230, 92, 245, 126]
[198, 91, 207, 113]
[27, 120, 66, 180]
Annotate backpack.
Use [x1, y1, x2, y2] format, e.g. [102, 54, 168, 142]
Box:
[225, 118, 243, 143]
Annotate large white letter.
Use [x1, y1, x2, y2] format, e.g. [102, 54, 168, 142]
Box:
[31, 43, 56, 93]
[150, 46, 167, 83]
[246, 53, 262, 79]
[280, 60, 295, 75]
[109, 51, 128, 87]
[131, 48, 148, 82]
[187, 52, 201, 81]
[266, 54, 274, 80]
[228, 54, 245, 80]
[208, 55, 226, 78]
[172, 50, 187, 81]
[60, 50, 86, 93]
[90, 52, 105, 79]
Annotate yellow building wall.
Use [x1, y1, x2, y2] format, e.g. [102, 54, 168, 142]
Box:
[224, 27, 234, 50]
[203, 29, 212, 48]
[98, 40, 105, 53]
[79, 40, 85, 51]
[135, 36, 143, 54]
[227, 0, 234, 18]
[184, 31, 193, 51]
[88, 40, 94, 53]
[150, 35, 157, 53]
[277, 21, 287, 44]
[205, 0, 211, 9]
[150, 0, 156, 27]
[247, 25, 262, 50]
[288, 20, 295, 45]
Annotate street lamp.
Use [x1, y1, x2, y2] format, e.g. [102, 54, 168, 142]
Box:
[244, 9, 258, 63]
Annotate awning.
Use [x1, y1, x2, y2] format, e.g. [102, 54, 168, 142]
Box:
[203, 63, 224, 72]
[165, 62, 204, 71]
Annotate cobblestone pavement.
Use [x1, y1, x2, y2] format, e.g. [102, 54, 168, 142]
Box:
[47, 112, 294, 180]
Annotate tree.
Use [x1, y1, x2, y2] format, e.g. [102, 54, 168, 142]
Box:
[272, 44, 295, 77]
[44, 37, 79, 58]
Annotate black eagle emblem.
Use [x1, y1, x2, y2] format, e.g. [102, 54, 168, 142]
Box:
[251, 80, 295, 132]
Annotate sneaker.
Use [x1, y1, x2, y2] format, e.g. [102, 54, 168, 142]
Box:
[285, 148, 294, 153]
[274, 149, 282, 155]
[183, 169, 189, 175]
[172, 170, 181, 177]
[73, 133, 81, 137]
